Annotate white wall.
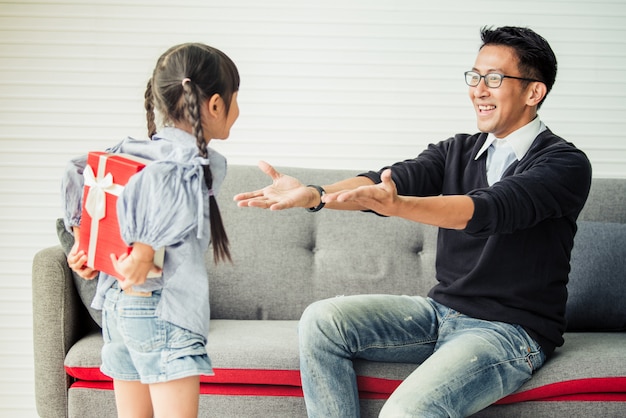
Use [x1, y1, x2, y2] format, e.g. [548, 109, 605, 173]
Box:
[1, 0, 625, 415]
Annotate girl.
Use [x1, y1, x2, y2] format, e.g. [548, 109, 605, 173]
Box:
[62, 43, 239, 418]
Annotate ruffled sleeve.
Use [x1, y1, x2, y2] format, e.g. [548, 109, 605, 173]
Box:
[117, 161, 205, 249]
[61, 154, 87, 232]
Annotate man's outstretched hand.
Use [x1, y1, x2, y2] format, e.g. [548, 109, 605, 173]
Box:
[323, 169, 399, 217]
[233, 161, 318, 210]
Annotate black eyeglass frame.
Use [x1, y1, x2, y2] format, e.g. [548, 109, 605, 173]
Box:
[464, 71, 543, 88]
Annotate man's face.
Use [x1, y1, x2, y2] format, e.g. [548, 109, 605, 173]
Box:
[469, 44, 537, 138]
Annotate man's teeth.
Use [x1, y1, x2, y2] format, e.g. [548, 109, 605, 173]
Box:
[479, 105, 496, 111]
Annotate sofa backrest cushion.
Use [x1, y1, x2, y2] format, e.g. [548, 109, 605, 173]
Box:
[60, 164, 626, 327]
[578, 178, 626, 224]
[210, 166, 626, 323]
[210, 165, 438, 320]
[566, 221, 626, 331]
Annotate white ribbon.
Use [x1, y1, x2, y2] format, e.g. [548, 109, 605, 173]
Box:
[84, 166, 112, 221]
[83, 155, 124, 267]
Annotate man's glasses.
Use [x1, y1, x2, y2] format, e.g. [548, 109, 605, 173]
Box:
[464, 71, 542, 88]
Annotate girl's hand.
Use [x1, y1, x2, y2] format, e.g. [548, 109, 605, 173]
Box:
[110, 243, 161, 290]
[67, 231, 99, 280]
[233, 161, 317, 210]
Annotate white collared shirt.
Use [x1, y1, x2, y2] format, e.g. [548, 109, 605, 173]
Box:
[475, 117, 547, 185]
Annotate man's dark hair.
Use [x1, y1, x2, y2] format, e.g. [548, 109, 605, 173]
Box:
[480, 26, 557, 108]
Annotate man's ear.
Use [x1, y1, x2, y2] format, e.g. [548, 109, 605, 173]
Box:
[206, 93, 222, 119]
[526, 82, 547, 107]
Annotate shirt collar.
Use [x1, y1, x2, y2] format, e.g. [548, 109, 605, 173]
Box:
[152, 126, 212, 163]
[154, 126, 198, 146]
[475, 117, 546, 161]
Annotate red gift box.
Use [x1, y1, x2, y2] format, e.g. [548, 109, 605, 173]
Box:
[79, 152, 163, 279]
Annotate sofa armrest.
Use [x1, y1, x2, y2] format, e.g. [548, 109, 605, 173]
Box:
[32, 245, 95, 418]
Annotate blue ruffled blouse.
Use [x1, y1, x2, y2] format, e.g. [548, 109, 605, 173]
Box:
[61, 127, 227, 337]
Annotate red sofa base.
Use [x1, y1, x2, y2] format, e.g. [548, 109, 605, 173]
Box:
[66, 366, 626, 404]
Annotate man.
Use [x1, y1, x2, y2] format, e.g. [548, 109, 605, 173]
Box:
[235, 26, 592, 417]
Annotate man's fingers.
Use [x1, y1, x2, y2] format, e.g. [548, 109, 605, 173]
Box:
[234, 161, 280, 203]
[258, 160, 281, 182]
[234, 190, 262, 202]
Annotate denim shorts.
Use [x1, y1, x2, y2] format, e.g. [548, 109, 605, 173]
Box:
[100, 285, 214, 384]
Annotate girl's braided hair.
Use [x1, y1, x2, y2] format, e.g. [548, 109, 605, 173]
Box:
[144, 43, 239, 263]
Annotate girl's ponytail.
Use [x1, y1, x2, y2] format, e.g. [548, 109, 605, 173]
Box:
[202, 165, 231, 264]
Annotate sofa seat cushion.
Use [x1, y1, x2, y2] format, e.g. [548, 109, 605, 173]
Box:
[64, 321, 626, 403]
[65, 320, 302, 385]
[352, 332, 626, 402]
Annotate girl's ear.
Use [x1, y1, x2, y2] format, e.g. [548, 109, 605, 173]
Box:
[206, 94, 222, 119]
[526, 82, 547, 107]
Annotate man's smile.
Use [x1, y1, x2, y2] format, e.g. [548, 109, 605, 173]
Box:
[478, 105, 496, 112]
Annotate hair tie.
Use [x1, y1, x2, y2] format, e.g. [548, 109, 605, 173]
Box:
[182, 78, 191, 87]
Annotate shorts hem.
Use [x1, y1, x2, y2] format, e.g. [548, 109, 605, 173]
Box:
[100, 366, 214, 385]
[100, 366, 141, 382]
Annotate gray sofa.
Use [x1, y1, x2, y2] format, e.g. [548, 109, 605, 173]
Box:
[33, 165, 626, 417]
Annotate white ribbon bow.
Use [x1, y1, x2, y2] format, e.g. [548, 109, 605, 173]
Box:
[83, 165, 123, 221]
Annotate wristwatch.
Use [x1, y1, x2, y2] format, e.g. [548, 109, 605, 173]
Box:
[306, 185, 326, 212]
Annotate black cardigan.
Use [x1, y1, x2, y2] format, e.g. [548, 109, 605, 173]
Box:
[361, 128, 592, 356]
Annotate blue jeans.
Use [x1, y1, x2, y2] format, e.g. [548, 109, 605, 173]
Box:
[298, 295, 545, 417]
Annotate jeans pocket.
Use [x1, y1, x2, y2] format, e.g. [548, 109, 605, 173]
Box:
[526, 347, 546, 372]
[513, 325, 546, 372]
[118, 304, 166, 353]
